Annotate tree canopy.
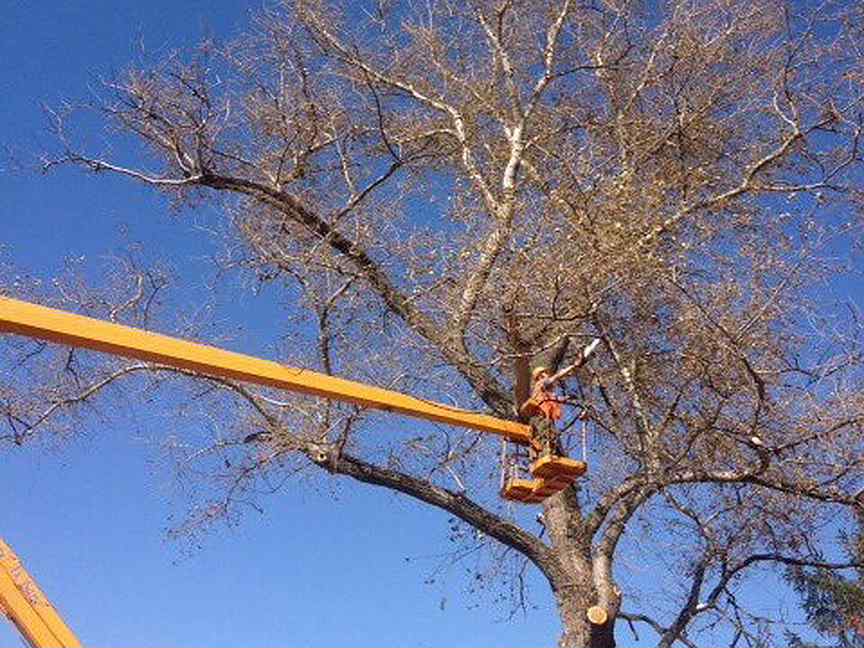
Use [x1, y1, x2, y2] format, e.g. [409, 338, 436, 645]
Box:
[4, 1, 864, 646]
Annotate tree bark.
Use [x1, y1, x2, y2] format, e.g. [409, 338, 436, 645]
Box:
[544, 487, 621, 648]
[553, 586, 618, 648]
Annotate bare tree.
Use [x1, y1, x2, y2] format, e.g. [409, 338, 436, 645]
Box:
[5, 0, 864, 646]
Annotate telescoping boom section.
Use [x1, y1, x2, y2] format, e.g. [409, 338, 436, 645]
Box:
[0, 539, 81, 648]
[0, 297, 532, 444]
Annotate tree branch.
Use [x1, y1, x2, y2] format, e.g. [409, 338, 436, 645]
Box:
[313, 448, 555, 576]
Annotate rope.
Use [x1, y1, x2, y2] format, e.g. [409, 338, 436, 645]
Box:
[581, 417, 588, 463]
[500, 438, 508, 489]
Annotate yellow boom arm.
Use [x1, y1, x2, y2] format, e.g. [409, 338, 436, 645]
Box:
[0, 297, 531, 444]
[0, 539, 81, 648]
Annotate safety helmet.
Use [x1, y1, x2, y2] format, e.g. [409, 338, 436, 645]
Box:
[531, 366, 550, 381]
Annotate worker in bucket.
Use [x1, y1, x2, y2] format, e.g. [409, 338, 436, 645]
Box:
[523, 338, 599, 458]
[527, 366, 565, 458]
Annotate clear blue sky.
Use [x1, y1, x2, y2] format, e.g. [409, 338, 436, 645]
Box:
[0, 2, 565, 646]
[0, 2, 845, 647]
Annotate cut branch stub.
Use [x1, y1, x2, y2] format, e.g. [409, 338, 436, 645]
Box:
[586, 605, 608, 626]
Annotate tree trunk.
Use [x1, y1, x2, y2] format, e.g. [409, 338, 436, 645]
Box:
[543, 486, 620, 648]
[554, 586, 617, 648]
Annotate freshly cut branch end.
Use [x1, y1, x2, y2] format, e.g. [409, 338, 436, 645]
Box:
[586, 606, 608, 626]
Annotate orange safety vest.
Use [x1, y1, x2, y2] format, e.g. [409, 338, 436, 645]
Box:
[531, 379, 563, 422]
